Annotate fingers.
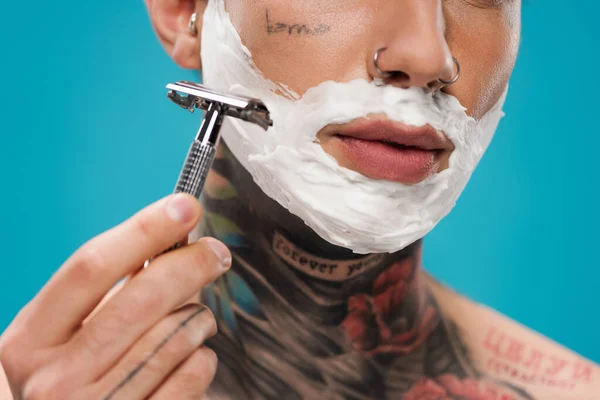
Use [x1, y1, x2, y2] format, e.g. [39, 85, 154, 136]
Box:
[83, 279, 127, 326]
[149, 347, 218, 400]
[19, 193, 202, 346]
[81, 304, 216, 400]
[62, 237, 230, 384]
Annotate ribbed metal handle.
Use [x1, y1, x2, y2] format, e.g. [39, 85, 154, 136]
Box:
[155, 140, 217, 256]
[174, 140, 216, 198]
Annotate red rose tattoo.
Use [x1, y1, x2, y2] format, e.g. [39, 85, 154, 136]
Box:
[404, 375, 519, 400]
[340, 257, 439, 356]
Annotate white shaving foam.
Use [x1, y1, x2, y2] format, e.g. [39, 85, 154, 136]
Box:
[201, 0, 507, 254]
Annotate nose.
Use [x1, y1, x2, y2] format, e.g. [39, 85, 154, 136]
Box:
[370, 0, 455, 89]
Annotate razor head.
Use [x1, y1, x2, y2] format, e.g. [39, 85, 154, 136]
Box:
[166, 81, 272, 131]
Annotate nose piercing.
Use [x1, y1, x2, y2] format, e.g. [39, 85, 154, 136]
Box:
[373, 48, 394, 79]
[437, 57, 461, 87]
[188, 12, 198, 36]
[375, 49, 461, 89]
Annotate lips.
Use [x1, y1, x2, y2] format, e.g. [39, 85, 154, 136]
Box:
[320, 118, 454, 184]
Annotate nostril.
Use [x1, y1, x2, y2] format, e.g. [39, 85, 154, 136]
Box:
[390, 71, 410, 81]
[381, 71, 410, 84]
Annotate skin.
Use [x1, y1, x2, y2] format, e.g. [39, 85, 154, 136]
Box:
[0, 0, 598, 399]
[0, 194, 232, 399]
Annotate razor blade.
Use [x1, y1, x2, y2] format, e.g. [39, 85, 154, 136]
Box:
[166, 81, 273, 130]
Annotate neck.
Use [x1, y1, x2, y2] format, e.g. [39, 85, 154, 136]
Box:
[197, 143, 468, 399]
[200, 142, 428, 309]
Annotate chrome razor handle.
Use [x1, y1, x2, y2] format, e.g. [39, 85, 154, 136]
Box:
[163, 141, 216, 253]
[174, 140, 216, 199]
[164, 101, 225, 253]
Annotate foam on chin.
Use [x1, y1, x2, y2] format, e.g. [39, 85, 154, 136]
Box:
[200, 0, 507, 254]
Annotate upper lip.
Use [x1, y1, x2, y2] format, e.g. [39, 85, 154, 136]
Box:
[333, 118, 454, 151]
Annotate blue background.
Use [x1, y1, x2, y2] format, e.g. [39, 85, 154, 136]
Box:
[0, 0, 598, 364]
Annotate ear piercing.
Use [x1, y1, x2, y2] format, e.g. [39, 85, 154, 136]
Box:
[188, 12, 198, 36]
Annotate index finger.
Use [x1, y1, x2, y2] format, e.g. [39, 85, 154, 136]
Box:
[18, 193, 202, 347]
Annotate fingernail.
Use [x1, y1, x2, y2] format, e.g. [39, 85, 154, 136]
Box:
[205, 238, 232, 270]
[166, 194, 197, 223]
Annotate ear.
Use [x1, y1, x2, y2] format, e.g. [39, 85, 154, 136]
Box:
[145, 0, 207, 69]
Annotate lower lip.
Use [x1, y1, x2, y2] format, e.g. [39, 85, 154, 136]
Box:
[334, 136, 441, 184]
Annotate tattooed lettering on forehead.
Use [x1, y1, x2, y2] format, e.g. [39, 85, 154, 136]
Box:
[265, 9, 330, 36]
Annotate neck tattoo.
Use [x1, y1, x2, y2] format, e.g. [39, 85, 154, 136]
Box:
[195, 143, 534, 400]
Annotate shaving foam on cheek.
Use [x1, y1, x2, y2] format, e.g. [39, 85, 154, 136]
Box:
[201, 0, 508, 254]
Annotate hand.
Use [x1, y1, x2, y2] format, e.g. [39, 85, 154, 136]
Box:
[0, 194, 231, 400]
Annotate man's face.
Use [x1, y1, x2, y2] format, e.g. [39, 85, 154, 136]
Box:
[146, 0, 522, 253]
[222, 0, 520, 180]
[148, 0, 520, 183]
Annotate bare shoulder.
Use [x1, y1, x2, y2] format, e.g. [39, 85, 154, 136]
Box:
[426, 275, 600, 400]
[0, 362, 13, 400]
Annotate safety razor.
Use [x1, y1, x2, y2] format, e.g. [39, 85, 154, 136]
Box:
[165, 81, 272, 251]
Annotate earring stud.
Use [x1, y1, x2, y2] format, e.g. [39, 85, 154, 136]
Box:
[188, 12, 198, 36]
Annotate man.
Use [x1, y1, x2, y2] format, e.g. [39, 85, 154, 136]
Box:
[0, 0, 597, 399]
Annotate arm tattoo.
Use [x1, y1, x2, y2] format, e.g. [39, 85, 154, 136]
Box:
[102, 307, 207, 400]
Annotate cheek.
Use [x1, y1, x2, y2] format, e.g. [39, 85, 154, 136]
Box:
[443, 1, 521, 119]
[224, 0, 374, 95]
[223, 0, 521, 119]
